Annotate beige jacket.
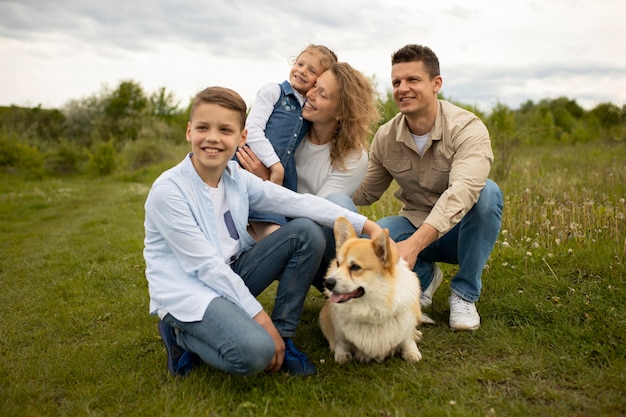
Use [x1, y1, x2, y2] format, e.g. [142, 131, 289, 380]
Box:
[353, 100, 493, 237]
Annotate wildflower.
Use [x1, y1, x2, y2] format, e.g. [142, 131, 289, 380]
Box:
[526, 252, 532, 257]
[502, 241, 510, 248]
[568, 248, 573, 255]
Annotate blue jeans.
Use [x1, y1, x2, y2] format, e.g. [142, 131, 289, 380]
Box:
[313, 193, 359, 285]
[164, 217, 325, 376]
[377, 180, 503, 302]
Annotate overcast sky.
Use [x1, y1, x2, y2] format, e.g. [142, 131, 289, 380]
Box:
[1, 0, 625, 113]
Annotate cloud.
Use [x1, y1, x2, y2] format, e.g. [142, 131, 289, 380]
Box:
[0, 0, 625, 110]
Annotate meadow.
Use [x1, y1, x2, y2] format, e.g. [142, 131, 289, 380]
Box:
[1, 142, 624, 416]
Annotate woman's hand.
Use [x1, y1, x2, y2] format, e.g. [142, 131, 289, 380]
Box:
[237, 146, 272, 181]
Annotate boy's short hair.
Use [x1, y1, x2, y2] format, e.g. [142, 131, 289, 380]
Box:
[190, 87, 247, 129]
[391, 44, 440, 80]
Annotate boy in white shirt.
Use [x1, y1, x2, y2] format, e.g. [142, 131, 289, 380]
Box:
[144, 86, 382, 377]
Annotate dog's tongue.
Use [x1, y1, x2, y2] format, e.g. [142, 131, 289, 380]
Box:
[329, 289, 361, 303]
[329, 292, 350, 303]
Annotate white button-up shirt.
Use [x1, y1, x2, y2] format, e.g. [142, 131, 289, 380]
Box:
[144, 154, 367, 322]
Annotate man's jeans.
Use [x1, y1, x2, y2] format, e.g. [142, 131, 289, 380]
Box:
[377, 180, 503, 302]
[164, 217, 325, 376]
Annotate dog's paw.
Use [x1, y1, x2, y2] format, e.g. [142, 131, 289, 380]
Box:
[335, 352, 352, 364]
[419, 312, 435, 325]
[402, 347, 422, 362]
[414, 329, 423, 343]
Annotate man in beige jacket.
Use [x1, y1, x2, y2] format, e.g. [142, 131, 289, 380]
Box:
[353, 44, 503, 331]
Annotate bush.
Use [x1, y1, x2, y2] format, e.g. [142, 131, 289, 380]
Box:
[87, 141, 117, 176]
[0, 134, 46, 179]
[120, 137, 181, 171]
[0, 133, 19, 167]
[45, 140, 85, 175]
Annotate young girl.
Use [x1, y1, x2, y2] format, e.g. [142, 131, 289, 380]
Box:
[237, 44, 337, 240]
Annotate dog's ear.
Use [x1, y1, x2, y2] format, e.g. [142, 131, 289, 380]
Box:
[334, 216, 356, 248]
[373, 228, 396, 268]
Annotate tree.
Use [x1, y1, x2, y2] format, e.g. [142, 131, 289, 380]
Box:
[99, 80, 148, 143]
[487, 102, 518, 181]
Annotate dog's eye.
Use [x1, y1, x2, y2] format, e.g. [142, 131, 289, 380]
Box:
[350, 264, 361, 272]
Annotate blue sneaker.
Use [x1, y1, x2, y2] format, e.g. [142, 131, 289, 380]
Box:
[282, 338, 317, 377]
[157, 320, 196, 377]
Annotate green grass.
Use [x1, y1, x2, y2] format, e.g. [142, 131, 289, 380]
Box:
[1, 143, 625, 416]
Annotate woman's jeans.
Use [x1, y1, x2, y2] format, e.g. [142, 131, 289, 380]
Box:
[164, 217, 325, 376]
[313, 193, 359, 285]
[376, 180, 503, 303]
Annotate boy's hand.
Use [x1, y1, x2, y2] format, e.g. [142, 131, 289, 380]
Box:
[362, 219, 384, 239]
[253, 310, 285, 372]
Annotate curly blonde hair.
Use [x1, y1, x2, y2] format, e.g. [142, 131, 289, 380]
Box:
[328, 62, 381, 169]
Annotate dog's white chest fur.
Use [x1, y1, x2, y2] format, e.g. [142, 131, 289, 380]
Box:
[331, 275, 419, 362]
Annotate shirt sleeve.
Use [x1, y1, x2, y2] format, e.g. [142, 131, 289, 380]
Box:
[423, 118, 493, 236]
[242, 169, 368, 234]
[146, 181, 263, 318]
[316, 149, 369, 198]
[244, 83, 282, 168]
[352, 130, 394, 205]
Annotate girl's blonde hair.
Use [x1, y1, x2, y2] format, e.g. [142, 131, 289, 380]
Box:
[294, 44, 338, 72]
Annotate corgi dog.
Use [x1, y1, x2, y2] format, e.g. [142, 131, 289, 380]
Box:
[319, 216, 430, 364]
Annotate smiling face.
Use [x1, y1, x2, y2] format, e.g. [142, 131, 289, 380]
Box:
[391, 60, 442, 118]
[186, 102, 247, 187]
[302, 70, 340, 127]
[289, 51, 325, 96]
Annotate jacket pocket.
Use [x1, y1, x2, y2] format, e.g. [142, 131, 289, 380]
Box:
[383, 158, 411, 174]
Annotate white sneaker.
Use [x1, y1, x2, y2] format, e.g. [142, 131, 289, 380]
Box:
[420, 263, 443, 308]
[449, 293, 480, 331]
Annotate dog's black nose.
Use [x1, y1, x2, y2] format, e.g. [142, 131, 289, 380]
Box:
[324, 278, 336, 291]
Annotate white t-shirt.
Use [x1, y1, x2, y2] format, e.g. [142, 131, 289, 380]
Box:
[207, 180, 240, 264]
[294, 136, 368, 198]
[411, 132, 430, 155]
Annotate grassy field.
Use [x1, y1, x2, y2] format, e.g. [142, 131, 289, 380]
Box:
[1, 143, 624, 416]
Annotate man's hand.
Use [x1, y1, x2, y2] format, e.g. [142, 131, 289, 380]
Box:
[253, 310, 285, 372]
[396, 223, 439, 269]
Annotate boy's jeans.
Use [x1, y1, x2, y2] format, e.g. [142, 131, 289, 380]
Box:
[164, 217, 325, 376]
[376, 180, 503, 303]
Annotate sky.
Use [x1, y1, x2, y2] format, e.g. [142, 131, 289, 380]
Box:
[1, 0, 625, 113]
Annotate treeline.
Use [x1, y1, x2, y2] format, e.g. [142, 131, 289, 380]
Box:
[1, 80, 624, 180]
